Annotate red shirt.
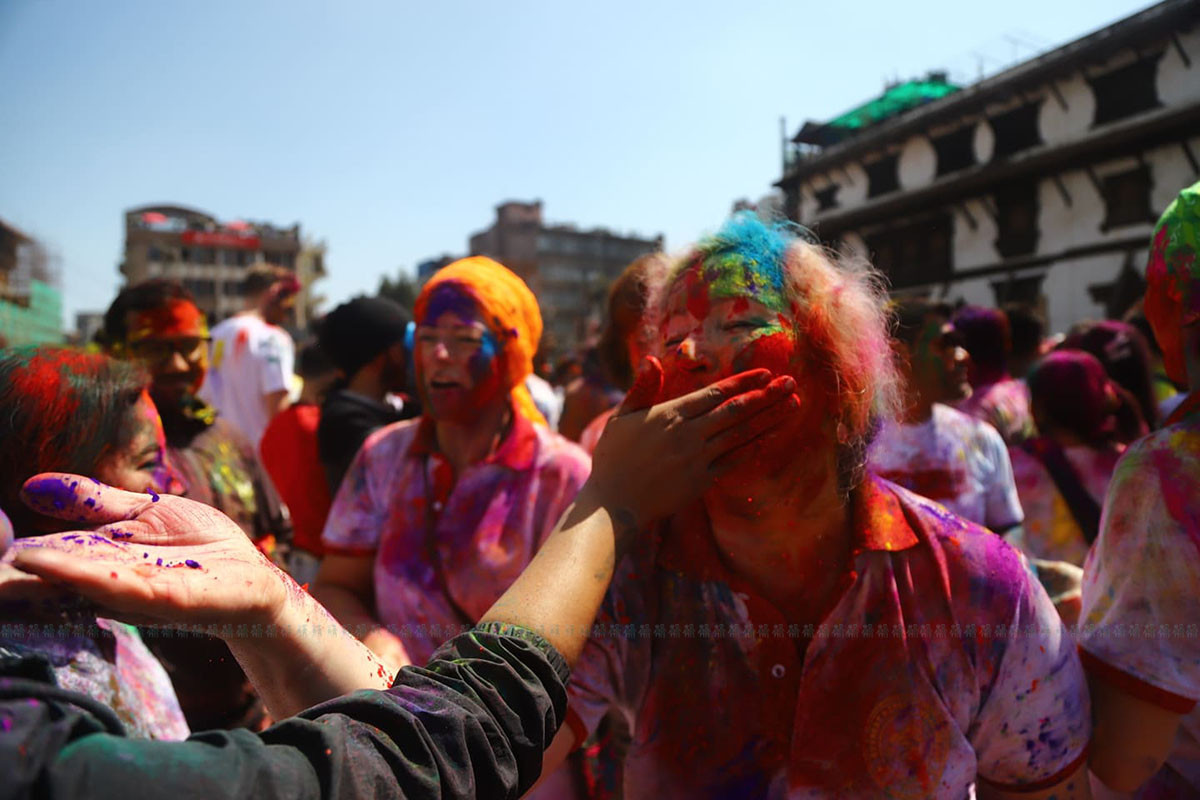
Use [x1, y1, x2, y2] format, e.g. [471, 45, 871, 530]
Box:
[259, 403, 331, 556]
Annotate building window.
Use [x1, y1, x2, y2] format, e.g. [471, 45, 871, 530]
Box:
[814, 184, 840, 211]
[932, 126, 975, 176]
[864, 213, 953, 289]
[990, 103, 1042, 159]
[182, 278, 215, 297]
[990, 273, 1045, 306]
[1100, 166, 1153, 230]
[865, 154, 900, 198]
[994, 183, 1040, 258]
[1089, 56, 1161, 126]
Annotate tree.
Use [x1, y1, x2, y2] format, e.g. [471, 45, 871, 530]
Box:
[378, 269, 418, 313]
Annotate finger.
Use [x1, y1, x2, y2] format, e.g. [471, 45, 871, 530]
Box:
[694, 375, 796, 439]
[11, 547, 163, 618]
[702, 393, 801, 469]
[21, 473, 158, 525]
[615, 356, 663, 415]
[662, 368, 775, 421]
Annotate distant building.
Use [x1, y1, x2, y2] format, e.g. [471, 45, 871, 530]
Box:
[75, 311, 105, 346]
[777, 0, 1200, 334]
[417, 254, 457, 286]
[0, 218, 63, 346]
[120, 204, 319, 326]
[294, 238, 328, 330]
[468, 201, 662, 354]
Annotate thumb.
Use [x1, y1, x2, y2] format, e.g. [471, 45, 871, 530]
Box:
[21, 473, 157, 525]
[616, 356, 663, 415]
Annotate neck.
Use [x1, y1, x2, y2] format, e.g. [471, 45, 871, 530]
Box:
[434, 399, 513, 473]
[347, 366, 387, 403]
[705, 446, 851, 625]
[900, 385, 936, 425]
[971, 365, 1008, 387]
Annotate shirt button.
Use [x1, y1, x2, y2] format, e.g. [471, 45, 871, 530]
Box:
[771, 664, 786, 679]
[433, 501, 444, 512]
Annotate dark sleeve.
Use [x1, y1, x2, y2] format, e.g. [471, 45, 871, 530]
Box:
[3, 624, 569, 800]
[317, 400, 381, 495]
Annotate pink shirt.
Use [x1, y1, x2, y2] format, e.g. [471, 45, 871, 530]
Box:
[322, 413, 591, 664]
[1009, 443, 1121, 566]
[567, 477, 1089, 798]
[957, 378, 1035, 446]
[1079, 405, 1200, 794]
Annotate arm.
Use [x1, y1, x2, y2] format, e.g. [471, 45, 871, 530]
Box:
[310, 553, 412, 671]
[1086, 671, 1185, 792]
[263, 388, 290, 422]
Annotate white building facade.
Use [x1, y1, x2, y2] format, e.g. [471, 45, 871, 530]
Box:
[778, 0, 1200, 334]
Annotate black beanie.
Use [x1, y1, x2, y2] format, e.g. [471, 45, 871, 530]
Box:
[318, 296, 411, 379]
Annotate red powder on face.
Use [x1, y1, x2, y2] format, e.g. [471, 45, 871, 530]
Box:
[127, 299, 207, 341]
[684, 267, 711, 322]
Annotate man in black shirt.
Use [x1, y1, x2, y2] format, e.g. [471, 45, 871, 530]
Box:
[316, 296, 421, 493]
[1, 364, 796, 800]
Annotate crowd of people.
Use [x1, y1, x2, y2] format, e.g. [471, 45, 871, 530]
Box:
[0, 180, 1198, 799]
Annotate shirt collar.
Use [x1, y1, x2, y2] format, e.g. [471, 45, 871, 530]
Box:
[407, 409, 538, 472]
[656, 475, 920, 581]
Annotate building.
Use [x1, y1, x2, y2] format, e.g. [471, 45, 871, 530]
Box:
[120, 204, 318, 326]
[75, 311, 105, 346]
[0, 217, 63, 346]
[417, 254, 457, 286]
[294, 238, 328, 330]
[468, 201, 663, 354]
[777, 0, 1200, 334]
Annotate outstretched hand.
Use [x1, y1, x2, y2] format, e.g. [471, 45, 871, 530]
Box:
[588, 357, 798, 528]
[9, 476, 290, 630]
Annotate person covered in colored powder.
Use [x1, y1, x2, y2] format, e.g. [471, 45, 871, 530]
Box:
[954, 305, 1037, 445]
[0, 347, 188, 740]
[1009, 350, 1125, 568]
[102, 279, 291, 555]
[259, 341, 340, 585]
[1061, 319, 1156, 440]
[200, 264, 300, 446]
[0, 363, 795, 799]
[868, 297, 1024, 536]
[102, 279, 290, 731]
[315, 295, 420, 494]
[537, 214, 1091, 799]
[578, 252, 670, 454]
[312, 256, 591, 671]
[1080, 180, 1200, 796]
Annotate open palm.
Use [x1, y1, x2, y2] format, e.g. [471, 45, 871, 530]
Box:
[10, 474, 289, 629]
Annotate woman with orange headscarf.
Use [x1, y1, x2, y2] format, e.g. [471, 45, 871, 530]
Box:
[311, 258, 592, 791]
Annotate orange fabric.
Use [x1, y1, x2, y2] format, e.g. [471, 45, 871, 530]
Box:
[414, 256, 547, 426]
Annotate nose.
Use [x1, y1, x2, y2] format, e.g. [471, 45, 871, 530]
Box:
[675, 332, 713, 371]
[166, 350, 190, 373]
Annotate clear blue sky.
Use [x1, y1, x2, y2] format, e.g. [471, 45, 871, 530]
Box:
[0, 0, 1153, 329]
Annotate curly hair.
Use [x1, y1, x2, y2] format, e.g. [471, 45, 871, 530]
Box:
[648, 213, 901, 494]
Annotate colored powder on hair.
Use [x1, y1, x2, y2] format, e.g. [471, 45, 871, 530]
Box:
[127, 299, 208, 341]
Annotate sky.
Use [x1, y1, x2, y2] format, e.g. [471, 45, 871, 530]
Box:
[0, 0, 1154, 330]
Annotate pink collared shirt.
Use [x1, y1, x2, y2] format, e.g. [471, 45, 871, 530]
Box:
[322, 413, 591, 664]
[567, 477, 1089, 798]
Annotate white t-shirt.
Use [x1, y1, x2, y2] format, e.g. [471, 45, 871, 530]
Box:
[868, 402, 1024, 532]
[200, 314, 294, 445]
